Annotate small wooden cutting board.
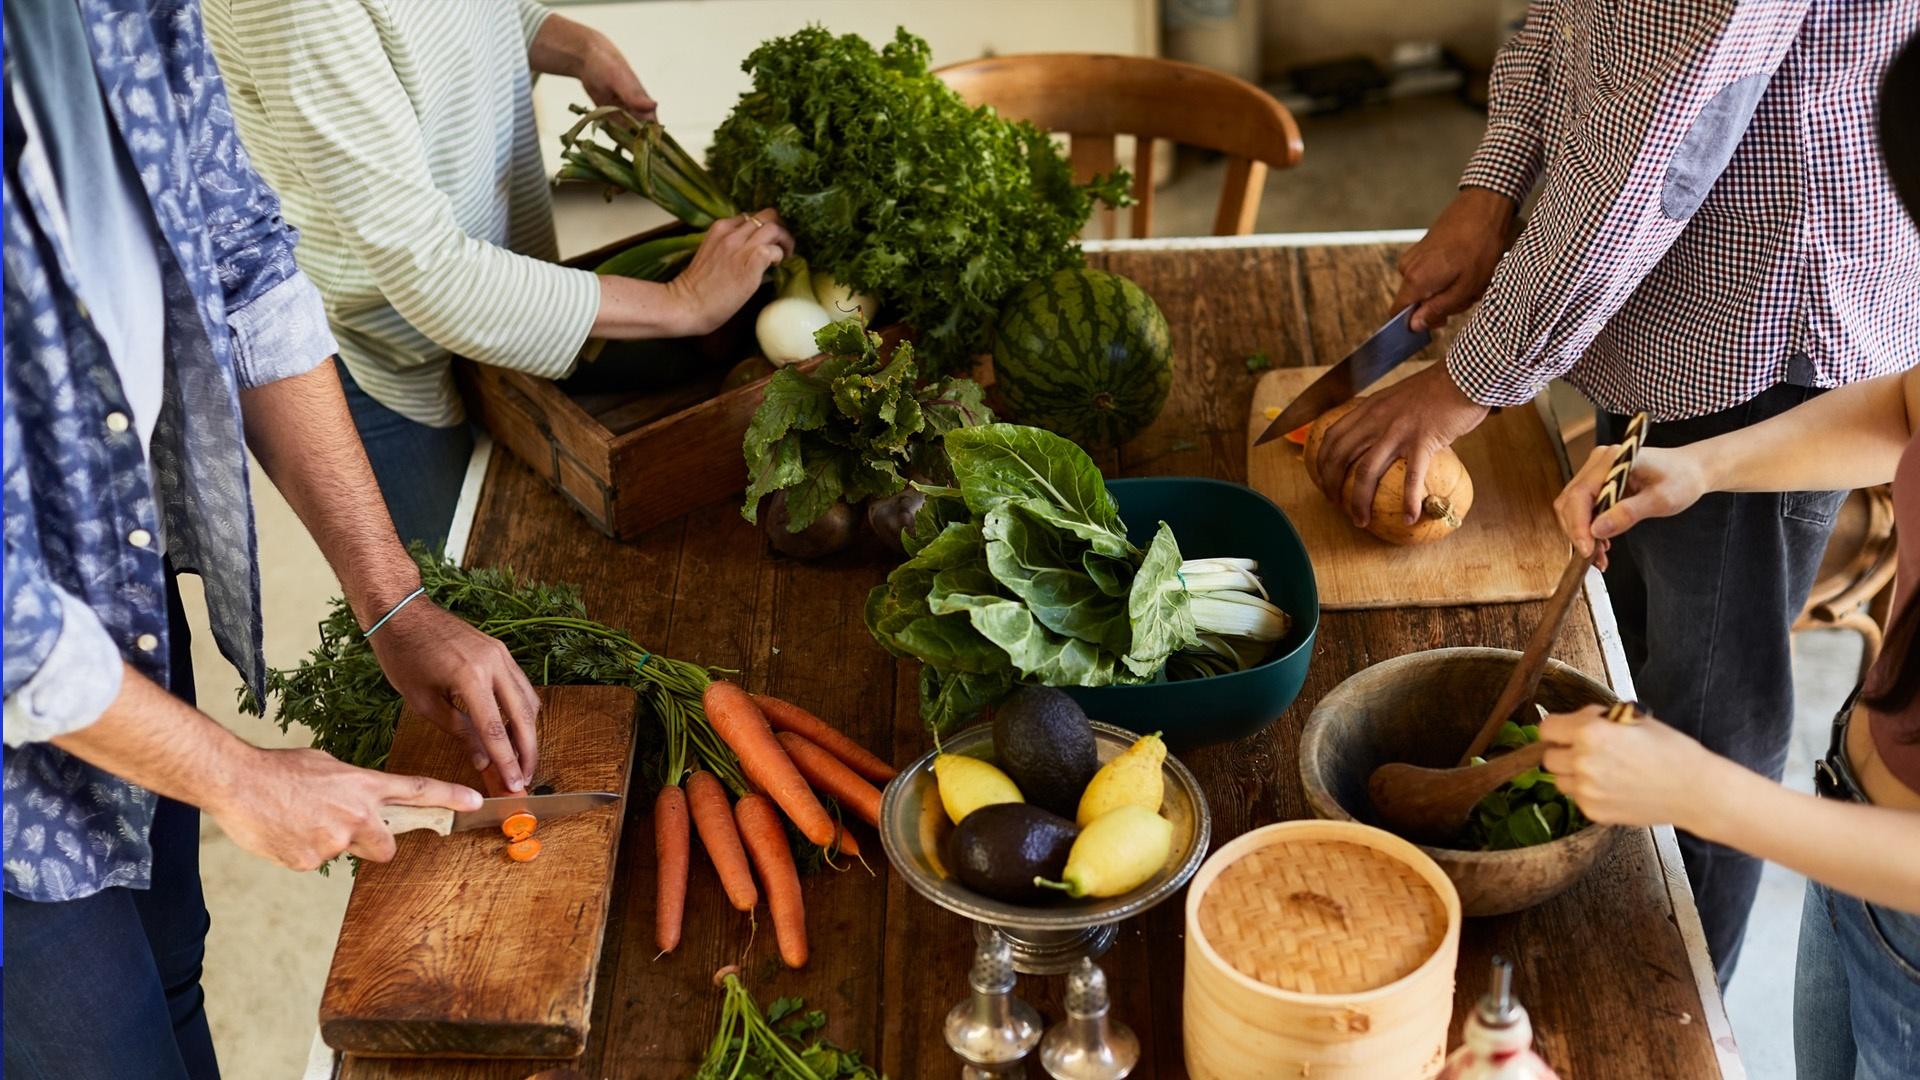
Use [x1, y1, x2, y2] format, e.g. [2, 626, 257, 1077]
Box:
[320, 685, 638, 1060]
[1247, 363, 1569, 609]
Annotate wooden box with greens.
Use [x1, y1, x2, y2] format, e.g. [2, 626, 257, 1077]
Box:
[458, 26, 1125, 540]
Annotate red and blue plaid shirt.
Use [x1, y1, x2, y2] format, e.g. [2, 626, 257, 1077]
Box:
[1448, 0, 1920, 420]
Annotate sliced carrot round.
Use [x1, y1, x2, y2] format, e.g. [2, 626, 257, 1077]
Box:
[506, 837, 542, 862]
[502, 812, 537, 840]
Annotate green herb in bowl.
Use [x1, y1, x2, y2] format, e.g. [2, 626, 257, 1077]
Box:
[1462, 719, 1589, 851]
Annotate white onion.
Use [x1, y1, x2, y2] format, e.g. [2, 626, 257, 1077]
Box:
[756, 297, 835, 366]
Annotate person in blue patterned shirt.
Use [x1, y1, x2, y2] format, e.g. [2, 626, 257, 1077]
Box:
[3, 2, 545, 1075]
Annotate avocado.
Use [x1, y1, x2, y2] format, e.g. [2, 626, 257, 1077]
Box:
[991, 687, 1099, 818]
[947, 803, 1080, 903]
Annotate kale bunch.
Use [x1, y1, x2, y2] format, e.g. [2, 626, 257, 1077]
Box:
[706, 26, 1129, 368]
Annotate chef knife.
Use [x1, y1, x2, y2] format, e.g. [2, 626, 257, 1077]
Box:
[1252, 304, 1432, 445]
[379, 791, 620, 837]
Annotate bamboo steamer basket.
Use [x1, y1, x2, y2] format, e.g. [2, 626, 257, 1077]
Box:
[1184, 820, 1462, 1079]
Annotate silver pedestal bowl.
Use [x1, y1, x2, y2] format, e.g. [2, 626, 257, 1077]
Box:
[880, 721, 1212, 974]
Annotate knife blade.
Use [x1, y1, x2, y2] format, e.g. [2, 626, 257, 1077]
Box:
[380, 791, 620, 837]
[1252, 305, 1432, 445]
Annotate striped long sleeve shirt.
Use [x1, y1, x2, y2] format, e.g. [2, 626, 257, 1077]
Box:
[206, 0, 600, 427]
[1447, 0, 1920, 421]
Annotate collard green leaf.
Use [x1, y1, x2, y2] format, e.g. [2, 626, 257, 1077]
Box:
[946, 425, 1126, 541]
[1123, 522, 1194, 675]
[982, 503, 1130, 655]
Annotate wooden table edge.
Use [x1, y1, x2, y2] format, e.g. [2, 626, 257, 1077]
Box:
[344, 232, 1741, 1080]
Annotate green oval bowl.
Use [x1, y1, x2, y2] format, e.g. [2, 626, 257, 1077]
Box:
[1064, 477, 1319, 749]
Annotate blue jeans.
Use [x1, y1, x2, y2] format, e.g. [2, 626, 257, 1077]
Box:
[1596, 384, 1845, 986]
[336, 358, 474, 550]
[1795, 879, 1920, 1078]
[3, 574, 219, 1080]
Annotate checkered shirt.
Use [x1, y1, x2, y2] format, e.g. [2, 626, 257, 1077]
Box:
[1447, 0, 1920, 421]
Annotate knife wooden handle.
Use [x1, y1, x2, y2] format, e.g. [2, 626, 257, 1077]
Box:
[380, 805, 455, 836]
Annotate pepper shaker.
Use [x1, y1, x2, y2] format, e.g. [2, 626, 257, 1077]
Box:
[1437, 955, 1562, 1079]
[1038, 957, 1138, 1079]
[946, 924, 1043, 1078]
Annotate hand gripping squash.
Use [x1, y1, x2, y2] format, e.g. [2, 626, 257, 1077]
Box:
[1302, 398, 1474, 546]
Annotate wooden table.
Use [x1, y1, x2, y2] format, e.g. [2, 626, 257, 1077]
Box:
[340, 235, 1739, 1079]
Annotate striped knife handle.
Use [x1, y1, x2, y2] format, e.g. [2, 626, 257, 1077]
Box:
[1592, 412, 1650, 515]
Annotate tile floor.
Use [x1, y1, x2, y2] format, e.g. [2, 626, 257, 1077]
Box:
[191, 93, 1850, 1077]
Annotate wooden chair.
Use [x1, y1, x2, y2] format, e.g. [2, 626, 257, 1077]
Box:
[1794, 484, 1900, 680]
[934, 53, 1303, 238]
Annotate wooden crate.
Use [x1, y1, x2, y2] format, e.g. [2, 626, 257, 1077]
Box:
[457, 227, 901, 539]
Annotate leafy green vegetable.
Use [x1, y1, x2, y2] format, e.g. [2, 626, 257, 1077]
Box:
[743, 321, 993, 532]
[866, 424, 1289, 730]
[558, 107, 737, 228]
[1463, 721, 1589, 851]
[697, 971, 883, 1079]
[1245, 350, 1272, 373]
[705, 26, 1129, 368]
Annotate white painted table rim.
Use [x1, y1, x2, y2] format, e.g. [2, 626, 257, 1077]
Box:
[307, 231, 1741, 1079]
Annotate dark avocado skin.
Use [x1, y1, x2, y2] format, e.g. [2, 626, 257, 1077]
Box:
[948, 803, 1079, 903]
[991, 687, 1099, 818]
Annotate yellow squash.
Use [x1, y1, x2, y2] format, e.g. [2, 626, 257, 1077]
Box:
[1076, 732, 1166, 827]
[933, 754, 1023, 825]
[1036, 805, 1174, 898]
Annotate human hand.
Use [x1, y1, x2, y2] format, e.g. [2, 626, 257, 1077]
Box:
[1540, 705, 1724, 829]
[1312, 363, 1489, 527]
[1392, 187, 1518, 332]
[368, 599, 542, 794]
[208, 747, 482, 870]
[1553, 444, 1708, 569]
[578, 35, 658, 121]
[664, 211, 795, 336]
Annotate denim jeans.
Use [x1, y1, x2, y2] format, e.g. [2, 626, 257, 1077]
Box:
[336, 358, 474, 551]
[1596, 384, 1846, 986]
[2, 573, 220, 1080]
[1795, 879, 1920, 1078]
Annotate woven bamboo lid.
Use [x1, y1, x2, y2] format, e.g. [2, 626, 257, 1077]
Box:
[1196, 836, 1449, 995]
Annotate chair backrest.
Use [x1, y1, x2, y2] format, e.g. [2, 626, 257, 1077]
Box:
[935, 52, 1303, 238]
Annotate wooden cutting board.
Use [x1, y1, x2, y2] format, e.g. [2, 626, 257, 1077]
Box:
[320, 685, 638, 1060]
[1247, 363, 1569, 609]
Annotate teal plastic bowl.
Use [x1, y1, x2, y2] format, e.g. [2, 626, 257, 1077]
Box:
[1064, 477, 1319, 749]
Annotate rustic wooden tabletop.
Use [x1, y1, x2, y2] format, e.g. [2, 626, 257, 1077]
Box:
[336, 235, 1739, 1079]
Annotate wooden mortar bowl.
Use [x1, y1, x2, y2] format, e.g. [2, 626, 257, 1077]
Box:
[1298, 647, 1621, 916]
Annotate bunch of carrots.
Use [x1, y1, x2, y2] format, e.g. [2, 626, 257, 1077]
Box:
[655, 681, 896, 969]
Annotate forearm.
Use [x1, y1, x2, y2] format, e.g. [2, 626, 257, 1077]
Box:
[527, 12, 611, 82]
[238, 363, 420, 626]
[51, 664, 257, 811]
[594, 275, 707, 338]
[1690, 369, 1918, 494]
[1689, 758, 1920, 913]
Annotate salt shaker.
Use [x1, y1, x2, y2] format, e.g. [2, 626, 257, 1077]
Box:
[946, 924, 1043, 1078]
[1437, 956, 1561, 1080]
[1039, 957, 1139, 1079]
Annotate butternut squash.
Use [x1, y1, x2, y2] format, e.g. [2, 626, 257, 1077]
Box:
[1302, 397, 1473, 546]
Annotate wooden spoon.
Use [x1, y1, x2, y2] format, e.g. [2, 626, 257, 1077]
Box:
[1454, 412, 1650, 766]
[1370, 700, 1643, 845]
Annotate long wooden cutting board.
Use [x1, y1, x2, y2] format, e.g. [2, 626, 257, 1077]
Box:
[1247, 363, 1569, 609]
[320, 685, 638, 1059]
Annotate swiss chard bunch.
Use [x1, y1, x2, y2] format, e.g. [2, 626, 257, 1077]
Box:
[743, 320, 991, 533]
[1463, 717, 1589, 851]
[865, 424, 1290, 731]
[705, 26, 1130, 368]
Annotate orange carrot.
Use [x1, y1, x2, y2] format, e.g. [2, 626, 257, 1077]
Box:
[655, 784, 690, 954]
[734, 794, 807, 969]
[829, 825, 861, 860]
[506, 837, 541, 862]
[501, 812, 537, 841]
[776, 732, 883, 829]
[686, 770, 757, 912]
[751, 693, 897, 784]
[703, 681, 837, 847]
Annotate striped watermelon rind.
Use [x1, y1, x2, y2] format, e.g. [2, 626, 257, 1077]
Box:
[991, 269, 1174, 448]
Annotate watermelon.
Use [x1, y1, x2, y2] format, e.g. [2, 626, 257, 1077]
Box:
[991, 269, 1173, 448]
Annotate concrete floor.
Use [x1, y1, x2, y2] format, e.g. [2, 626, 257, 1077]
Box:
[191, 93, 1844, 1077]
